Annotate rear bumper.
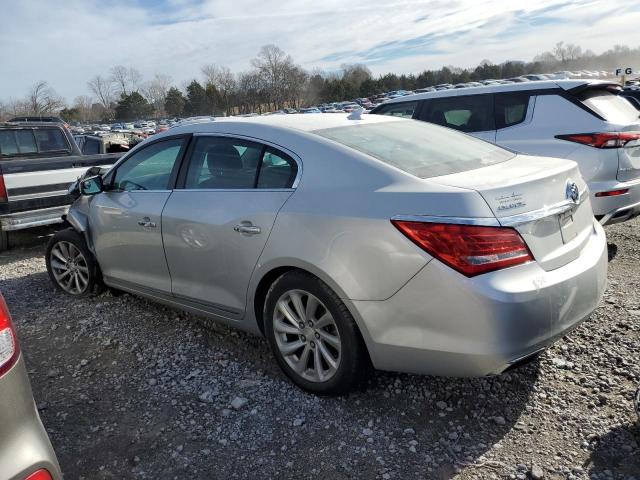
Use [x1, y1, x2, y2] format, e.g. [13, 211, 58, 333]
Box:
[589, 177, 640, 225]
[0, 356, 62, 480]
[351, 220, 608, 376]
[0, 206, 68, 231]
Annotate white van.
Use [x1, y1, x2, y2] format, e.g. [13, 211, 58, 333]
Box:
[371, 80, 640, 225]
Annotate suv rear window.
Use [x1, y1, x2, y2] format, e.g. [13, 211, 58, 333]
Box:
[313, 120, 515, 178]
[418, 94, 495, 133]
[577, 88, 639, 124]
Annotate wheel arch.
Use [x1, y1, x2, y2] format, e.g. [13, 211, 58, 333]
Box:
[250, 261, 374, 361]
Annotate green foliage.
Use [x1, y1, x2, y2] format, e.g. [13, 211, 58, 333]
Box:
[59, 107, 81, 122]
[164, 87, 186, 117]
[114, 92, 153, 121]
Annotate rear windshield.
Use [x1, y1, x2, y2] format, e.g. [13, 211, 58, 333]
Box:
[313, 120, 515, 178]
[577, 89, 639, 124]
[0, 127, 70, 157]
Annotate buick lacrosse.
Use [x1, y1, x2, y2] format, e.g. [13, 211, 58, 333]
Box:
[46, 114, 607, 394]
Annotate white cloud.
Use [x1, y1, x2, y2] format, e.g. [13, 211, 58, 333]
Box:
[1, 0, 638, 102]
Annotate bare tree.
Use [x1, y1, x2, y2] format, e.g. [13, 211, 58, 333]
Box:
[87, 75, 114, 110]
[73, 95, 94, 121]
[28, 81, 65, 115]
[251, 45, 294, 110]
[109, 65, 143, 96]
[201, 64, 236, 115]
[141, 74, 173, 116]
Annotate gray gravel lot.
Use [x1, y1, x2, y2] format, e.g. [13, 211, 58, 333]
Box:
[1, 221, 639, 480]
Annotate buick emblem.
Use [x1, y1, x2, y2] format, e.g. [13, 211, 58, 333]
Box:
[566, 180, 580, 204]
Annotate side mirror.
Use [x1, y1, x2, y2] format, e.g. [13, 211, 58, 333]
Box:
[80, 175, 104, 196]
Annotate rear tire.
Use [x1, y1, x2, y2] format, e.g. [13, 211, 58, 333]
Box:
[264, 270, 369, 395]
[46, 228, 103, 296]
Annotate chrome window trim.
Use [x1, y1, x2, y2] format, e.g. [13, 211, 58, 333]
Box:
[173, 188, 295, 193]
[391, 214, 500, 227]
[392, 188, 588, 228]
[192, 132, 302, 189]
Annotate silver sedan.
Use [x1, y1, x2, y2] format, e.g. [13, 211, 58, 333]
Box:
[46, 114, 608, 394]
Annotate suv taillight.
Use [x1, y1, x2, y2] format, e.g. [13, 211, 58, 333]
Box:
[0, 293, 19, 377]
[0, 174, 6, 202]
[391, 221, 533, 277]
[556, 132, 640, 148]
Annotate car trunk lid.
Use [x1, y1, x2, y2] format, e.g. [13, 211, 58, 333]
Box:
[428, 155, 593, 271]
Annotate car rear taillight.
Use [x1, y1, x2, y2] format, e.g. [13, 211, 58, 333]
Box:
[24, 470, 53, 480]
[595, 189, 629, 197]
[391, 221, 533, 277]
[0, 174, 7, 202]
[556, 132, 640, 148]
[0, 293, 19, 377]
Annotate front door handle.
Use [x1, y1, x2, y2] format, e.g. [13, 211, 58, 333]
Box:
[234, 223, 261, 235]
[137, 217, 157, 228]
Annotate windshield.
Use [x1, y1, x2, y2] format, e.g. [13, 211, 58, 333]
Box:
[577, 88, 639, 124]
[313, 120, 515, 178]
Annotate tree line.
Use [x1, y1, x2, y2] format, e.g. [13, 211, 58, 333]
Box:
[1, 42, 638, 122]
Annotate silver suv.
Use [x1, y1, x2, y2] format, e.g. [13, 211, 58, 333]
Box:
[372, 80, 640, 225]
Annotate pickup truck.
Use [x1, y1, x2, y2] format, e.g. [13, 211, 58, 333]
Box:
[0, 122, 122, 250]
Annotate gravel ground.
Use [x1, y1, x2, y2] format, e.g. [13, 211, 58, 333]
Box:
[1, 221, 639, 480]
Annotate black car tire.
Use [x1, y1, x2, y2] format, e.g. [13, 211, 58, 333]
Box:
[46, 228, 103, 297]
[264, 270, 370, 395]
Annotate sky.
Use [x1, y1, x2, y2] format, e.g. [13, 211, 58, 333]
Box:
[1, 0, 639, 102]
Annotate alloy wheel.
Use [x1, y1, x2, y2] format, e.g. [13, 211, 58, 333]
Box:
[49, 241, 90, 295]
[273, 289, 342, 382]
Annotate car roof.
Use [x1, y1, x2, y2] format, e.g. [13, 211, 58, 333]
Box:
[169, 112, 404, 135]
[0, 121, 65, 129]
[379, 79, 619, 104]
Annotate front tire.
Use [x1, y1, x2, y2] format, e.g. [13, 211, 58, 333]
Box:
[264, 271, 369, 395]
[46, 229, 102, 296]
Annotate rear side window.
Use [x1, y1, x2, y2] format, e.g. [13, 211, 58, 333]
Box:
[495, 93, 530, 129]
[418, 94, 495, 132]
[257, 148, 298, 189]
[184, 137, 262, 189]
[314, 120, 515, 178]
[577, 88, 639, 124]
[372, 101, 417, 118]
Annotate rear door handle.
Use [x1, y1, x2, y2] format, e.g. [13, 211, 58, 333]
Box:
[234, 223, 261, 235]
[137, 217, 157, 228]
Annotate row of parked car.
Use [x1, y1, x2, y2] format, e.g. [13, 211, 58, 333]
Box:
[1, 76, 639, 479]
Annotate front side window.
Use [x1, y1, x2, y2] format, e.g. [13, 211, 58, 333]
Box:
[112, 138, 184, 191]
[373, 101, 417, 119]
[419, 94, 495, 132]
[495, 93, 530, 129]
[314, 120, 514, 178]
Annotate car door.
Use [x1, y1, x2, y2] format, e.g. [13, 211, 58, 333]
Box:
[417, 94, 497, 142]
[161, 134, 299, 318]
[89, 136, 189, 293]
